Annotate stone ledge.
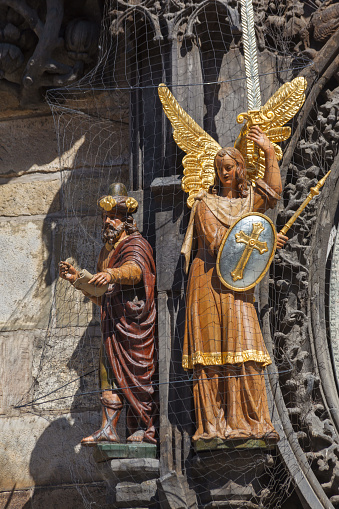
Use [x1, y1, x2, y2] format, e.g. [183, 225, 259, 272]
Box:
[93, 442, 157, 463]
[98, 457, 160, 483]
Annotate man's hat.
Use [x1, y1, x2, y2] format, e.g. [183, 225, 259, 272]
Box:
[98, 183, 138, 214]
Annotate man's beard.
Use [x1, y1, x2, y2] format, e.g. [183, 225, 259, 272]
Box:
[102, 223, 125, 245]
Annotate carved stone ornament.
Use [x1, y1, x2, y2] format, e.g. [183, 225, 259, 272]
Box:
[0, 0, 100, 107]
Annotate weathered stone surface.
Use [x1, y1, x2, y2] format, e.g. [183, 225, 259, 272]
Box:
[55, 216, 102, 274]
[64, 89, 130, 123]
[157, 471, 194, 509]
[210, 480, 256, 501]
[0, 412, 102, 490]
[62, 167, 130, 214]
[31, 325, 101, 413]
[0, 91, 22, 117]
[54, 216, 103, 329]
[98, 458, 160, 483]
[0, 331, 34, 414]
[0, 114, 129, 177]
[55, 267, 99, 328]
[0, 115, 59, 175]
[115, 479, 158, 505]
[54, 113, 130, 173]
[0, 218, 53, 330]
[329, 225, 339, 382]
[0, 483, 109, 509]
[0, 177, 61, 216]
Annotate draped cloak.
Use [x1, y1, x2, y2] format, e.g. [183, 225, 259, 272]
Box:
[180, 181, 281, 440]
[181, 180, 280, 371]
[99, 233, 156, 432]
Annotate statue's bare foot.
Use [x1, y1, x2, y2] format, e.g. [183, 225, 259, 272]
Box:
[81, 426, 120, 446]
[127, 430, 145, 442]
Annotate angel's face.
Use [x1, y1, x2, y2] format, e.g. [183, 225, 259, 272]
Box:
[216, 154, 238, 190]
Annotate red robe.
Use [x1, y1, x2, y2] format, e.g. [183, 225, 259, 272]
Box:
[99, 233, 156, 436]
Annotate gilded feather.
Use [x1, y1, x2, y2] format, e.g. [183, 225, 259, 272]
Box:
[158, 84, 220, 208]
[158, 78, 306, 199]
[266, 127, 291, 143]
[158, 85, 219, 154]
[261, 77, 307, 129]
[235, 77, 307, 183]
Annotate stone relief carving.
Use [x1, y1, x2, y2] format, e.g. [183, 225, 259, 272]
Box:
[0, 0, 100, 107]
[268, 12, 339, 504]
[311, 2, 339, 43]
[1, 0, 338, 109]
[109, 0, 241, 43]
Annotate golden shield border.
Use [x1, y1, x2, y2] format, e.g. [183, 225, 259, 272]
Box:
[216, 212, 277, 292]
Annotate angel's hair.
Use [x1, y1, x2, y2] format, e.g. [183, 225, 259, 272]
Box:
[212, 147, 248, 198]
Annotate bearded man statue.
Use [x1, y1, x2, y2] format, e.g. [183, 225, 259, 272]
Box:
[59, 183, 157, 445]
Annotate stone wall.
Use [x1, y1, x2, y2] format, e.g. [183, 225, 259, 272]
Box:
[0, 88, 129, 505]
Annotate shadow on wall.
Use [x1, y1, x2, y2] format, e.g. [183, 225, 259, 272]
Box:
[0, 141, 112, 506]
[21, 328, 108, 507]
[16, 300, 107, 507]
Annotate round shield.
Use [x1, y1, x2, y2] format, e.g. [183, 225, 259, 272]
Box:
[216, 212, 277, 292]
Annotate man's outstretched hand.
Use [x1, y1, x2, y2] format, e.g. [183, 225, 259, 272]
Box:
[59, 261, 79, 284]
[276, 233, 288, 249]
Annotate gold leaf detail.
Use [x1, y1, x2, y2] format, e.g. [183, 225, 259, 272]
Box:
[126, 197, 138, 213]
[158, 84, 221, 208]
[266, 127, 291, 143]
[182, 349, 272, 370]
[234, 77, 307, 184]
[99, 196, 116, 211]
[261, 77, 307, 129]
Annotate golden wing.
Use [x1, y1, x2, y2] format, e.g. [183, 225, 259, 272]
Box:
[158, 84, 221, 208]
[234, 77, 307, 184]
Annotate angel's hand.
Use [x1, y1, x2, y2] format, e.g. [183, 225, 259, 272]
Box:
[276, 233, 288, 249]
[88, 272, 111, 287]
[59, 261, 79, 284]
[247, 126, 273, 153]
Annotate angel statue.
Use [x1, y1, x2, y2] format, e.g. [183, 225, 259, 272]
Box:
[158, 75, 307, 444]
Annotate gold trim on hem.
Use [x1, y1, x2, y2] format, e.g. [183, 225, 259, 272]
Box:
[182, 350, 272, 370]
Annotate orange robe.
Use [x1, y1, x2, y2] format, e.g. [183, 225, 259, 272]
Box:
[181, 181, 280, 441]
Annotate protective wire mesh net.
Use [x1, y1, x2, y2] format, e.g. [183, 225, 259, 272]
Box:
[13, 0, 339, 507]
